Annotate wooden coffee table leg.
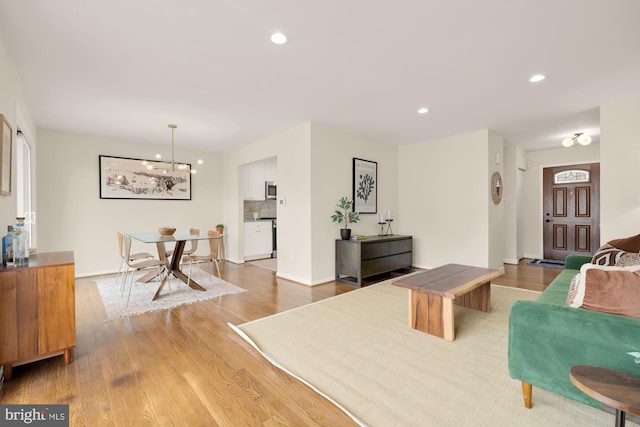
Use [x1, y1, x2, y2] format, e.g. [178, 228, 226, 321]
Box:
[455, 281, 491, 312]
[441, 296, 455, 341]
[409, 290, 455, 341]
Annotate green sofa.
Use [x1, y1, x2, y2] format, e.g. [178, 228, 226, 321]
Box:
[508, 254, 640, 409]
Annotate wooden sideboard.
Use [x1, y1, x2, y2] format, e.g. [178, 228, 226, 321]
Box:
[335, 235, 412, 287]
[0, 251, 75, 380]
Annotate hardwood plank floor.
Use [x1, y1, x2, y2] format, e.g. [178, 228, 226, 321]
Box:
[0, 258, 559, 426]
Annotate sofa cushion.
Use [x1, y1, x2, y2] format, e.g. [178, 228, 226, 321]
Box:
[568, 264, 640, 319]
[607, 233, 640, 252]
[536, 269, 580, 305]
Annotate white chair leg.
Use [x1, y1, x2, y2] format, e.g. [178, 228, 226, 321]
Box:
[212, 259, 221, 284]
[120, 269, 131, 297]
[117, 258, 125, 289]
[126, 269, 136, 307]
[187, 262, 193, 291]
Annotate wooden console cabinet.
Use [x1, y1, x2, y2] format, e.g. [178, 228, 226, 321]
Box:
[335, 235, 412, 287]
[0, 251, 75, 380]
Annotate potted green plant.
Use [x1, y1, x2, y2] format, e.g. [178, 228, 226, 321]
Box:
[330, 196, 360, 240]
[215, 224, 224, 234]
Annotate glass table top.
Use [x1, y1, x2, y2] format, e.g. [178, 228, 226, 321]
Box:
[127, 232, 220, 244]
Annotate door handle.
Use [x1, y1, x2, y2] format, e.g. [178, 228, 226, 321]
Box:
[545, 219, 553, 223]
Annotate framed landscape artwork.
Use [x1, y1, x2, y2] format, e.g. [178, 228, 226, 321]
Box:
[99, 155, 192, 200]
[0, 114, 12, 196]
[352, 158, 377, 213]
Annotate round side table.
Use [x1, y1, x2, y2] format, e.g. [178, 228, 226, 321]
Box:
[570, 365, 640, 427]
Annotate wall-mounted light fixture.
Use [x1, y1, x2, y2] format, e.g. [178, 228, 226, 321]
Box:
[562, 132, 592, 147]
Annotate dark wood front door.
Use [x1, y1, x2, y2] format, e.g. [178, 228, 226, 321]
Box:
[543, 163, 600, 261]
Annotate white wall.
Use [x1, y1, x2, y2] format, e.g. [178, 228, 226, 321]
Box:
[523, 144, 600, 258]
[309, 123, 398, 284]
[221, 122, 310, 282]
[0, 33, 37, 229]
[503, 146, 520, 263]
[37, 129, 223, 276]
[221, 122, 398, 285]
[398, 130, 494, 269]
[600, 99, 640, 242]
[487, 130, 505, 270]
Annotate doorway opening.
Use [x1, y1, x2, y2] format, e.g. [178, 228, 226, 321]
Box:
[542, 163, 600, 260]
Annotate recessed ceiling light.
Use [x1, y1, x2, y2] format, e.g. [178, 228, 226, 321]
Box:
[197, 159, 204, 165]
[270, 32, 289, 45]
[417, 107, 429, 114]
[529, 74, 546, 83]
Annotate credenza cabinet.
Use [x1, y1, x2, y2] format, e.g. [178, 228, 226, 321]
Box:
[335, 235, 412, 287]
[0, 251, 75, 380]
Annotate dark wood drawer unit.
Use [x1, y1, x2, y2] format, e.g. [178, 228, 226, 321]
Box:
[335, 235, 412, 287]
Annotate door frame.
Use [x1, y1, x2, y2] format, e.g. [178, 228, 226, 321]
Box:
[536, 159, 600, 259]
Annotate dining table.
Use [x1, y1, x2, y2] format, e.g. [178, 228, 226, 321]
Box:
[127, 231, 222, 300]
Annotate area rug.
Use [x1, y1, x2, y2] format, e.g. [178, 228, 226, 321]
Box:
[527, 258, 565, 268]
[94, 268, 246, 320]
[231, 281, 625, 426]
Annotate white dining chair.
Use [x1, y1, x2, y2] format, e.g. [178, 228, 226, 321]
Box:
[165, 227, 200, 260]
[122, 234, 166, 307]
[182, 230, 221, 287]
[117, 232, 154, 292]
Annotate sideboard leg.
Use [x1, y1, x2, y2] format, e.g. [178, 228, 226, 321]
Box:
[3, 364, 12, 381]
[64, 348, 72, 364]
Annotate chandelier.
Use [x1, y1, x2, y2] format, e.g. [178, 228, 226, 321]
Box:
[148, 124, 195, 173]
[562, 132, 592, 147]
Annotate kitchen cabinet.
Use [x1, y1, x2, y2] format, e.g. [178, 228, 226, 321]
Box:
[244, 221, 273, 260]
[242, 157, 277, 201]
[0, 251, 76, 380]
[265, 157, 277, 182]
[243, 161, 266, 201]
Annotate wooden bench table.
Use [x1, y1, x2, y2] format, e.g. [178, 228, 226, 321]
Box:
[392, 263, 504, 341]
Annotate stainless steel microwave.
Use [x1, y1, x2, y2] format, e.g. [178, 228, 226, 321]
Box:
[265, 181, 276, 199]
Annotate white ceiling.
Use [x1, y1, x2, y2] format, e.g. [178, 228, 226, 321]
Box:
[1, 0, 639, 153]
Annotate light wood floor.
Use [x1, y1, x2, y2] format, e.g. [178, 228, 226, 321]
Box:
[0, 259, 560, 426]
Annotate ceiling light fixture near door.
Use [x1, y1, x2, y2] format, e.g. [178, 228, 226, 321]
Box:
[562, 132, 592, 147]
[529, 74, 546, 83]
[417, 107, 429, 114]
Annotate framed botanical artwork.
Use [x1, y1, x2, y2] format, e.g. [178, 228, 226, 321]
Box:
[0, 114, 12, 196]
[352, 158, 377, 213]
[99, 155, 192, 200]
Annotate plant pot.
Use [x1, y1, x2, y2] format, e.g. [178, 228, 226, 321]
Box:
[216, 227, 224, 235]
[340, 228, 351, 240]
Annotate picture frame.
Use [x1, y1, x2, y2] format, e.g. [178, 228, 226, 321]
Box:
[99, 155, 192, 200]
[0, 114, 13, 196]
[352, 158, 377, 213]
